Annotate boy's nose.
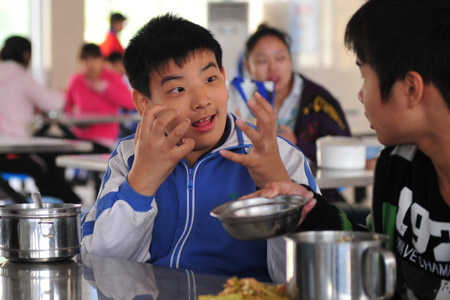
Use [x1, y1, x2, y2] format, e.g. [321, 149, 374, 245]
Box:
[191, 89, 212, 110]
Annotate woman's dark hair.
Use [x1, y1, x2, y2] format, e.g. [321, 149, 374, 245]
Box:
[123, 13, 223, 99]
[345, 0, 450, 109]
[0, 35, 31, 65]
[79, 43, 102, 60]
[245, 24, 291, 60]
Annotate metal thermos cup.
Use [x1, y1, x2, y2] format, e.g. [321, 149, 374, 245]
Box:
[285, 231, 396, 300]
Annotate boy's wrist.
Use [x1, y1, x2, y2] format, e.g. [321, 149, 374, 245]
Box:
[128, 168, 159, 196]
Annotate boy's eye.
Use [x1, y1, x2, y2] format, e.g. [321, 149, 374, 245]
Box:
[255, 59, 267, 65]
[206, 76, 216, 83]
[276, 55, 287, 62]
[170, 87, 184, 93]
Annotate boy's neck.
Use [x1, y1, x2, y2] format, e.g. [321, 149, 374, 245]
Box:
[419, 136, 450, 207]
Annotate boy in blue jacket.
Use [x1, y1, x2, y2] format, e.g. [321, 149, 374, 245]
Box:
[245, 0, 450, 298]
[80, 14, 318, 281]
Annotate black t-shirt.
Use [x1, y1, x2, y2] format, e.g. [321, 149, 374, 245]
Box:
[373, 145, 450, 299]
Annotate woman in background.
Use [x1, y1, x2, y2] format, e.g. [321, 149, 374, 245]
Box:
[229, 25, 351, 202]
[0, 36, 63, 137]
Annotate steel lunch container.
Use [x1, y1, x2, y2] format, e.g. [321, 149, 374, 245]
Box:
[0, 203, 81, 262]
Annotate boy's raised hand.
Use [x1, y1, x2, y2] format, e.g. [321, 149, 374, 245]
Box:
[128, 104, 195, 196]
[220, 92, 291, 188]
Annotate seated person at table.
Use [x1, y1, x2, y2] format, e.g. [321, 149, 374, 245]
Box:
[228, 24, 351, 202]
[0, 35, 81, 203]
[245, 0, 450, 298]
[65, 43, 134, 151]
[80, 14, 319, 281]
[0, 35, 64, 137]
[107, 52, 138, 137]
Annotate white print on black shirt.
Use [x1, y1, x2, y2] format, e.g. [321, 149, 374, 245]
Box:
[396, 238, 450, 277]
[396, 187, 450, 262]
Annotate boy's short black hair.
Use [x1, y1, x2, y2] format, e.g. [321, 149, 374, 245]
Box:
[123, 13, 223, 99]
[110, 13, 126, 25]
[345, 0, 450, 109]
[0, 35, 31, 65]
[80, 43, 102, 60]
[245, 24, 291, 60]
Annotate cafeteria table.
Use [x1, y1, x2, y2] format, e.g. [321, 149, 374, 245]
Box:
[55, 154, 375, 189]
[0, 253, 229, 299]
[0, 136, 94, 203]
[0, 136, 93, 154]
[37, 112, 141, 127]
[55, 154, 376, 202]
[314, 167, 374, 189]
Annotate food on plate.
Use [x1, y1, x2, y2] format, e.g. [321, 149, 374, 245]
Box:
[198, 276, 290, 300]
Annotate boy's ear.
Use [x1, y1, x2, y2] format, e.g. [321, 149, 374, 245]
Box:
[243, 60, 250, 74]
[132, 89, 150, 115]
[404, 71, 424, 108]
[221, 64, 226, 80]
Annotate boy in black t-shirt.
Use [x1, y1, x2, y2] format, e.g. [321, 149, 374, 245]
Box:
[242, 0, 450, 298]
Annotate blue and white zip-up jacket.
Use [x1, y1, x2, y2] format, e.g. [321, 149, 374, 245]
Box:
[81, 113, 319, 281]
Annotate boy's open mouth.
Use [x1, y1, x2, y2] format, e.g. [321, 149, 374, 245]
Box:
[192, 114, 215, 128]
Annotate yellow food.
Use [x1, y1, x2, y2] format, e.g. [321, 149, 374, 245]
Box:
[198, 277, 290, 300]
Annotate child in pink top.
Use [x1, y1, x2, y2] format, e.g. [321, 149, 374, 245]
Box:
[65, 43, 134, 149]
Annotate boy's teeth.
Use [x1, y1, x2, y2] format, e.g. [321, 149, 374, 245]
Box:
[197, 116, 211, 123]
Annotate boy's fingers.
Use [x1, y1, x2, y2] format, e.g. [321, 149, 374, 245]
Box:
[134, 122, 142, 147]
[220, 149, 250, 166]
[254, 91, 275, 114]
[236, 119, 260, 143]
[248, 93, 275, 127]
[165, 118, 191, 146]
[239, 190, 263, 200]
[150, 109, 180, 136]
[170, 138, 195, 159]
[139, 105, 167, 136]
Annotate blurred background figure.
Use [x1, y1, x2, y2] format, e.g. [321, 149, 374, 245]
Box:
[0, 35, 81, 203]
[64, 43, 134, 151]
[0, 35, 63, 137]
[228, 24, 351, 202]
[100, 12, 126, 58]
[107, 51, 126, 77]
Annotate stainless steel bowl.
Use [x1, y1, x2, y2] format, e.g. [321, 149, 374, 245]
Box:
[210, 195, 308, 240]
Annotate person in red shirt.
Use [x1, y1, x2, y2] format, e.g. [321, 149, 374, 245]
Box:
[100, 12, 126, 58]
[65, 43, 134, 151]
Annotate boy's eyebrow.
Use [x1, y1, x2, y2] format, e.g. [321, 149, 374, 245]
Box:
[201, 61, 218, 72]
[160, 61, 218, 86]
[161, 75, 182, 86]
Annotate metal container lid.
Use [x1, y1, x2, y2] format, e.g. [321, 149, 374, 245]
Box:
[0, 203, 81, 218]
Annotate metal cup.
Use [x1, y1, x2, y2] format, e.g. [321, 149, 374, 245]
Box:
[285, 231, 396, 300]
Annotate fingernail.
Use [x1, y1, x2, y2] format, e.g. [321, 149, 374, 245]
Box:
[261, 188, 273, 197]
